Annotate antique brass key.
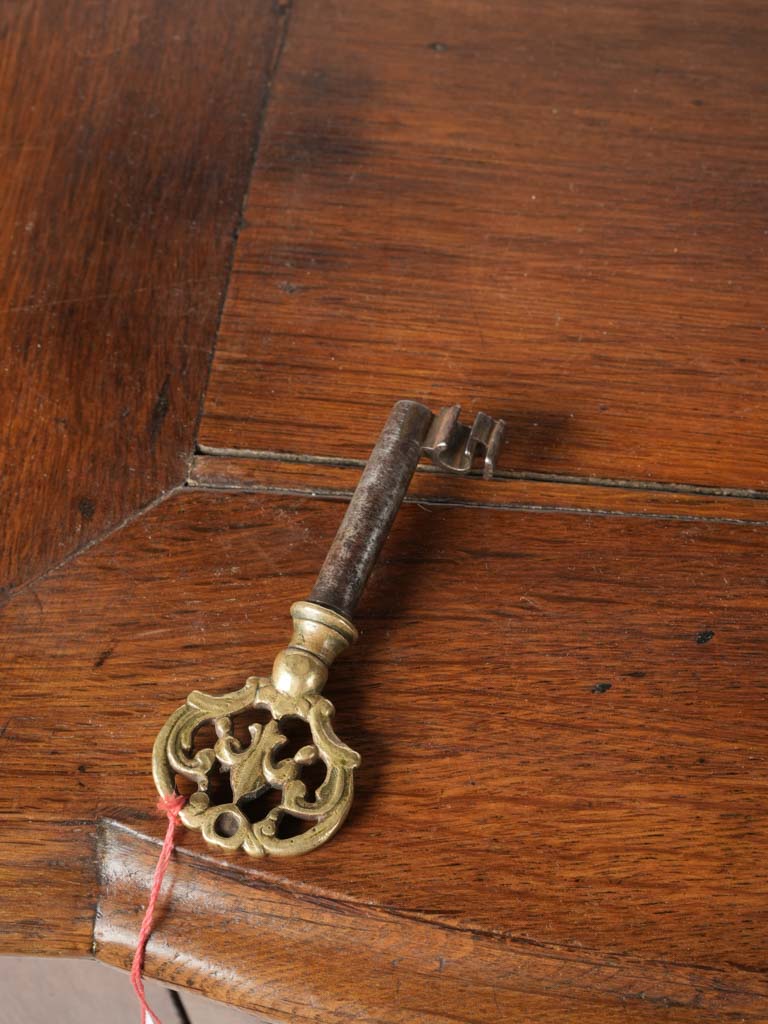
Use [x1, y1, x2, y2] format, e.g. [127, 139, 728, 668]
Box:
[153, 401, 505, 856]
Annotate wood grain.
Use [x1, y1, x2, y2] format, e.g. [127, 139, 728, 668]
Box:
[1, 489, 766, 1018]
[95, 823, 768, 1024]
[4, 3, 768, 1018]
[199, 0, 768, 492]
[0, 0, 287, 593]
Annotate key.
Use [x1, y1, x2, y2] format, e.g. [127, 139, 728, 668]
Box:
[153, 400, 505, 856]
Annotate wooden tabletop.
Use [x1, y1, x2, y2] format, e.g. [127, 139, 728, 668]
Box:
[1, 2, 767, 1022]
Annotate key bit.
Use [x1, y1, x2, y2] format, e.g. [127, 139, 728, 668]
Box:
[153, 400, 506, 856]
[423, 405, 505, 479]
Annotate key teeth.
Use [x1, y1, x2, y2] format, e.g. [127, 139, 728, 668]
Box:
[423, 405, 506, 477]
[482, 417, 506, 479]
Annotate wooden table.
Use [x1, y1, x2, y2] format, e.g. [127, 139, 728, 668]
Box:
[1, 2, 766, 1021]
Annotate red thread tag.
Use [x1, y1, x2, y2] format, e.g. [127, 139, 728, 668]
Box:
[131, 794, 186, 1024]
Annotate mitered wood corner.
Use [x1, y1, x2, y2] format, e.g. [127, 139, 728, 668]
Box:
[0, 1, 287, 592]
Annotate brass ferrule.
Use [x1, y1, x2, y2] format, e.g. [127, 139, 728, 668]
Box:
[271, 601, 358, 698]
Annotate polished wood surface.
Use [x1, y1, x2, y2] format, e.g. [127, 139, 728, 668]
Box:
[96, 822, 766, 1023]
[2, 490, 767, 1018]
[0, 0, 286, 593]
[2, 1, 767, 1021]
[200, 0, 768, 493]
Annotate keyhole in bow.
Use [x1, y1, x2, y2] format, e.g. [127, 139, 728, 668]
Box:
[213, 811, 241, 838]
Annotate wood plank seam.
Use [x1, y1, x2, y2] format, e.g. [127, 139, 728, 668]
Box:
[190, 483, 768, 529]
[187, 453, 768, 526]
[195, 445, 768, 502]
[0, 486, 182, 607]
[181, 0, 296, 489]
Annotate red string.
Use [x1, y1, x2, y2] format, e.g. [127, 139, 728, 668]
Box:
[131, 793, 186, 1024]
